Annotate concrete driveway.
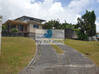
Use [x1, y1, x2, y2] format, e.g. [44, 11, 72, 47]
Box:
[19, 44, 96, 74]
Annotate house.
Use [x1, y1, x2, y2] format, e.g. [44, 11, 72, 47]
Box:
[2, 16, 45, 37]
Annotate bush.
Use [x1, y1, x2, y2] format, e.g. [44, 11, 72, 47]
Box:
[11, 28, 18, 33]
[77, 31, 88, 40]
[2, 25, 7, 31]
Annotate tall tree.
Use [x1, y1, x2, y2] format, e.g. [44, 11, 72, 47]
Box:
[82, 10, 96, 37]
[76, 10, 96, 40]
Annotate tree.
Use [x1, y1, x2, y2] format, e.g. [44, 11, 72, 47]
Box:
[61, 21, 74, 29]
[76, 10, 96, 40]
[82, 10, 96, 37]
[43, 20, 74, 29]
[43, 20, 61, 29]
[2, 25, 7, 32]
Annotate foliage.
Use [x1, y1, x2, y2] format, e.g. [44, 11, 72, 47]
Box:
[11, 28, 18, 33]
[2, 25, 7, 31]
[76, 10, 96, 40]
[72, 29, 80, 31]
[82, 10, 96, 37]
[77, 31, 88, 40]
[43, 20, 74, 29]
[60, 21, 74, 29]
[43, 20, 61, 29]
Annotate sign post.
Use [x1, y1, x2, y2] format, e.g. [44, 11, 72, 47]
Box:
[0, 16, 2, 55]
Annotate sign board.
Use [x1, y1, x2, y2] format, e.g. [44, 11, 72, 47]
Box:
[35, 29, 64, 45]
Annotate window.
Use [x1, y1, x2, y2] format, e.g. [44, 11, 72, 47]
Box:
[11, 25, 16, 28]
[18, 25, 24, 31]
[33, 24, 39, 28]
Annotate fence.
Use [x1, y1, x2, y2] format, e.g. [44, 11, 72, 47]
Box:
[64, 29, 77, 39]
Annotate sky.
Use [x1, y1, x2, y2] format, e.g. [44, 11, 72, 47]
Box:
[0, 0, 99, 32]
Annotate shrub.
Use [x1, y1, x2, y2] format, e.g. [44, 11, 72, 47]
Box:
[11, 28, 18, 33]
[77, 31, 88, 40]
[2, 25, 7, 31]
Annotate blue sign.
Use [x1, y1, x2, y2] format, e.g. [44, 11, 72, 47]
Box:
[43, 29, 52, 38]
[96, 35, 99, 37]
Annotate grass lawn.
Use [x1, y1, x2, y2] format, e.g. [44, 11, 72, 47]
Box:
[0, 37, 36, 74]
[65, 39, 99, 66]
[52, 44, 64, 54]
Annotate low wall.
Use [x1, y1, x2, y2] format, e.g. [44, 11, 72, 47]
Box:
[2, 32, 26, 37]
[27, 32, 35, 39]
[2, 32, 36, 40]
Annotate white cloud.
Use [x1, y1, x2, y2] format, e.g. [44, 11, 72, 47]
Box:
[68, 0, 90, 11]
[0, 0, 91, 23]
[96, 22, 99, 33]
[1, 0, 98, 32]
[96, 17, 99, 33]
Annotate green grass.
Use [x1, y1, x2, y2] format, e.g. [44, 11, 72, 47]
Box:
[0, 37, 36, 74]
[65, 39, 99, 66]
[52, 44, 64, 54]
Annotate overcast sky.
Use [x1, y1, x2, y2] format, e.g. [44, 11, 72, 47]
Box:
[0, 0, 99, 32]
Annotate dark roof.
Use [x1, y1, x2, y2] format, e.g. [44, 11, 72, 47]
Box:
[15, 16, 45, 22]
[3, 20, 28, 25]
[3, 20, 43, 26]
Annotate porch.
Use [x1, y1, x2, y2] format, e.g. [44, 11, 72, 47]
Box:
[2, 20, 33, 37]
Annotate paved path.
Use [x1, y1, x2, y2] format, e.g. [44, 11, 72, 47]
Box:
[30, 45, 58, 67]
[19, 45, 58, 74]
[57, 45, 96, 74]
[19, 44, 96, 74]
[58, 45, 94, 65]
